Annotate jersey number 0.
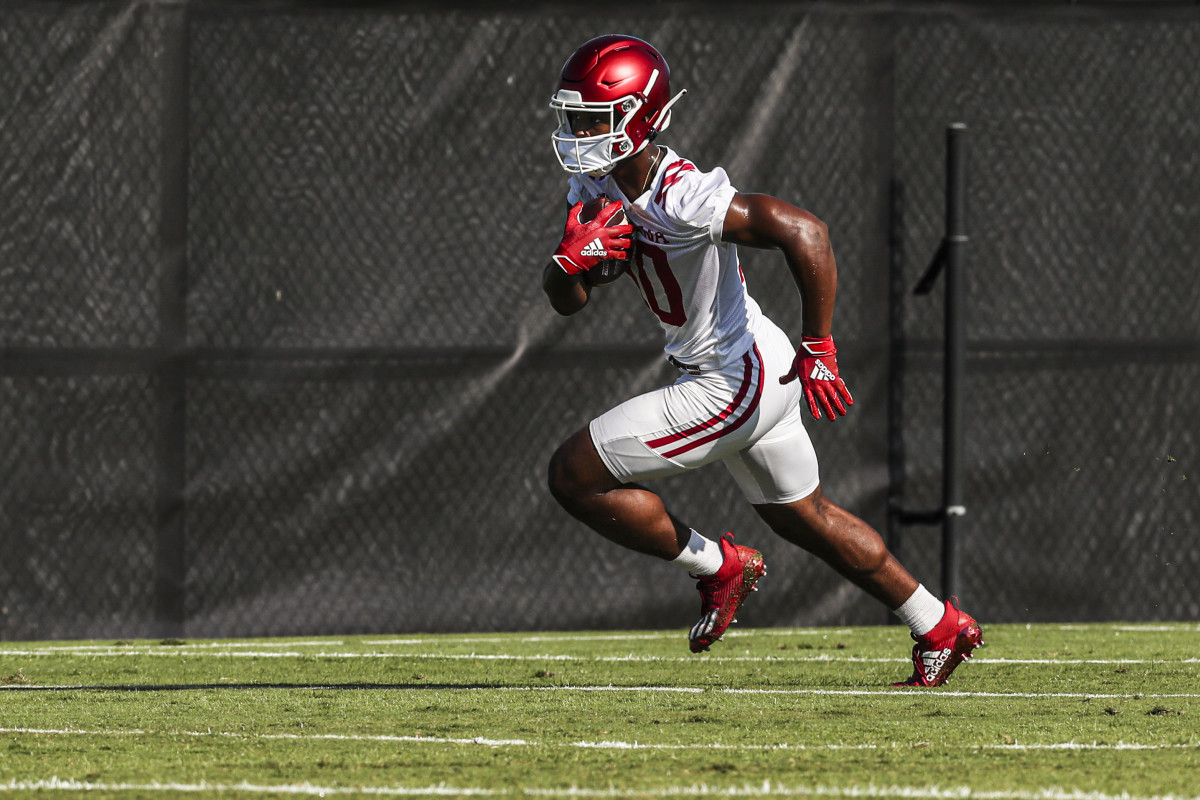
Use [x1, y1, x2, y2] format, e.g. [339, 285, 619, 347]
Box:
[631, 242, 686, 327]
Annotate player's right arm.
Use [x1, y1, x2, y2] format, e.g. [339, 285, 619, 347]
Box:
[721, 193, 853, 421]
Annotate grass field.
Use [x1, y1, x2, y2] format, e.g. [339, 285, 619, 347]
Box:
[1, 622, 1198, 798]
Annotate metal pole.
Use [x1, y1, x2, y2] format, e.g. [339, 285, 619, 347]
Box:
[886, 179, 906, 567]
[155, 2, 189, 638]
[941, 124, 968, 600]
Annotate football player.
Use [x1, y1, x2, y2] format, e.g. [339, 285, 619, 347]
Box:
[541, 35, 981, 687]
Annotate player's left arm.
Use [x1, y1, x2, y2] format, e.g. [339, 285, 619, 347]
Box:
[542, 198, 633, 316]
[721, 193, 853, 421]
[542, 260, 592, 316]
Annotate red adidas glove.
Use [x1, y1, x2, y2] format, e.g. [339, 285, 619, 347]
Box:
[780, 335, 854, 421]
[551, 200, 634, 276]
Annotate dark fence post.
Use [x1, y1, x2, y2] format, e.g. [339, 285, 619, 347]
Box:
[890, 124, 969, 604]
[886, 178, 907, 571]
[155, 1, 190, 638]
[941, 123, 968, 601]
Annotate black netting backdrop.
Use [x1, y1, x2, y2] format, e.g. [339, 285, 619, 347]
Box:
[2, 2, 1197, 641]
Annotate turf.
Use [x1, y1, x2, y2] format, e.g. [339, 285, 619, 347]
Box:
[1, 623, 1197, 798]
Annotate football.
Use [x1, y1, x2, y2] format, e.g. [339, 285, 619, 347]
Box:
[577, 195, 631, 286]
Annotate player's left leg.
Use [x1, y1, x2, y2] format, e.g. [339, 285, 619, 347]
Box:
[725, 405, 985, 685]
[721, 319, 982, 684]
[718, 387, 921, 609]
[752, 488, 917, 608]
[750, 491, 983, 686]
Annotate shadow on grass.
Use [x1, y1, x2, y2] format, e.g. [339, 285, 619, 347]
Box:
[1, 682, 512, 692]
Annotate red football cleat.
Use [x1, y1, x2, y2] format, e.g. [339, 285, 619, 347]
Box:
[892, 597, 984, 687]
[688, 533, 765, 653]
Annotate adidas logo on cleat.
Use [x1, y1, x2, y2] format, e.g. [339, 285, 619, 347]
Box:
[891, 598, 982, 687]
[922, 647, 953, 681]
[580, 239, 608, 258]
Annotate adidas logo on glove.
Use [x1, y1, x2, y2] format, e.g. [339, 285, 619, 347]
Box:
[809, 361, 837, 382]
[580, 239, 608, 258]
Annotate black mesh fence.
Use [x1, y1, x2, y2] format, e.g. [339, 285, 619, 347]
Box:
[2, 1, 1197, 641]
[890, 9, 1200, 622]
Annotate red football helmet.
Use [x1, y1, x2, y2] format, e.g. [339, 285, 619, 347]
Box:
[550, 35, 687, 176]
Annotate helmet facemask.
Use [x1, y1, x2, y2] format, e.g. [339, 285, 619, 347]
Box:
[550, 68, 685, 177]
[550, 90, 647, 177]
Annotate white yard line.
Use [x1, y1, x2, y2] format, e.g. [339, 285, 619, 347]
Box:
[2, 779, 1198, 800]
[3, 681, 1199, 699]
[3, 726, 1197, 754]
[523, 785, 1200, 799]
[362, 625, 1200, 644]
[3, 623, 1195, 657]
[724, 688, 1200, 699]
[362, 631, 854, 646]
[984, 742, 1200, 751]
[0, 684, 708, 694]
[0, 778, 498, 795]
[0, 727, 531, 746]
[1, 648, 1196, 667]
[1109, 625, 1199, 632]
[365, 634, 679, 645]
[15, 641, 339, 653]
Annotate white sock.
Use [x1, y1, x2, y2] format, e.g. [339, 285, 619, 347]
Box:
[893, 584, 945, 637]
[671, 530, 724, 576]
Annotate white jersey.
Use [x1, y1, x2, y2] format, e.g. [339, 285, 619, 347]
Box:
[567, 147, 764, 371]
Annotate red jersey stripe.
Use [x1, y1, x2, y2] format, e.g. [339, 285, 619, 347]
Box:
[645, 345, 764, 459]
[644, 350, 755, 449]
[653, 159, 696, 208]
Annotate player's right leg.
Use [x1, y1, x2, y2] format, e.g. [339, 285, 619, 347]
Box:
[549, 344, 775, 550]
[546, 424, 764, 652]
[547, 352, 775, 650]
[547, 426, 691, 560]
